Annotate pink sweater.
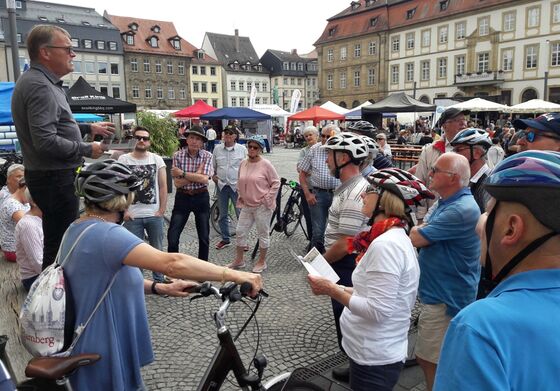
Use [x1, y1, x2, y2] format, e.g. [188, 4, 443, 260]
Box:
[237, 158, 280, 210]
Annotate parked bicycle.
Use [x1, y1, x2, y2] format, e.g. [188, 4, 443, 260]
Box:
[210, 187, 238, 237]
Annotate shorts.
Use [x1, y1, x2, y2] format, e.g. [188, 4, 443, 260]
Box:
[415, 303, 452, 364]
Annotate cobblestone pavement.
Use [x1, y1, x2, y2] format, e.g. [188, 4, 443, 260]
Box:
[141, 145, 425, 390]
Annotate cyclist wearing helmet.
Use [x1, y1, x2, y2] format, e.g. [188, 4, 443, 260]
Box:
[514, 112, 560, 152]
[315, 132, 370, 380]
[309, 168, 433, 390]
[358, 135, 379, 177]
[64, 160, 262, 391]
[347, 121, 393, 170]
[435, 151, 560, 390]
[450, 128, 492, 212]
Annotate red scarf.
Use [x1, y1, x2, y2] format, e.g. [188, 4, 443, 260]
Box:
[347, 217, 408, 264]
[433, 139, 446, 154]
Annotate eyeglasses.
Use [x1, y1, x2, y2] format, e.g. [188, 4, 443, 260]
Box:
[520, 130, 560, 143]
[247, 145, 261, 150]
[430, 166, 456, 176]
[134, 135, 150, 142]
[45, 45, 75, 54]
[365, 185, 382, 195]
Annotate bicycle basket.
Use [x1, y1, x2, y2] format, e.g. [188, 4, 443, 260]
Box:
[281, 368, 351, 391]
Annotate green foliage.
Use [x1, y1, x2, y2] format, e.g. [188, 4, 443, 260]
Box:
[136, 111, 179, 157]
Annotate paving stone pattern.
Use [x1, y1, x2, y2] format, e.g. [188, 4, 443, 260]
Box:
[141, 146, 424, 390]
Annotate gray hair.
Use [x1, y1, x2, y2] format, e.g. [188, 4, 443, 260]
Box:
[303, 126, 319, 136]
[446, 152, 470, 187]
[321, 124, 341, 136]
[7, 164, 24, 177]
[27, 24, 71, 61]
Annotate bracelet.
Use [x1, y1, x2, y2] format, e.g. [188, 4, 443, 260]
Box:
[221, 268, 228, 284]
[151, 281, 160, 295]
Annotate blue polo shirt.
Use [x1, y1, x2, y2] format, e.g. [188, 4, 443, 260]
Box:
[435, 269, 560, 390]
[418, 188, 481, 316]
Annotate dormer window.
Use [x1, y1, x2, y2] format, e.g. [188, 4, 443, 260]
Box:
[196, 50, 204, 59]
[406, 8, 416, 19]
[126, 34, 134, 45]
[232, 61, 239, 71]
[38, 16, 48, 22]
[246, 61, 251, 70]
[172, 39, 181, 50]
[440, 0, 449, 11]
[328, 27, 337, 37]
[129, 23, 138, 31]
[82, 21, 90, 26]
[149, 36, 158, 48]
[152, 25, 161, 33]
[57, 18, 65, 24]
[365, 0, 376, 6]
[351, 1, 360, 10]
[370, 17, 378, 27]
[257, 63, 263, 72]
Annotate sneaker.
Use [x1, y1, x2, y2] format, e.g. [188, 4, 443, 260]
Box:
[215, 240, 232, 250]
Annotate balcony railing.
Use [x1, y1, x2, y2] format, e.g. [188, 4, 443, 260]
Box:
[454, 71, 505, 86]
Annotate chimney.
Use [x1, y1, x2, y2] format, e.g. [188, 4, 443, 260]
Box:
[291, 49, 297, 55]
[234, 29, 239, 53]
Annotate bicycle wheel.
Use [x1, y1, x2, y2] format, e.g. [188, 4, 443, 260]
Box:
[283, 201, 303, 237]
[210, 200, 222, 235]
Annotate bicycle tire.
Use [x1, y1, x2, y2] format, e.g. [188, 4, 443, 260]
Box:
[283, 201, 303, 237]
[210, 200, 237, 237]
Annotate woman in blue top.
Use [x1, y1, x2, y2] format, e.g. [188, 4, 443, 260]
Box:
[64, 160, 262, 391]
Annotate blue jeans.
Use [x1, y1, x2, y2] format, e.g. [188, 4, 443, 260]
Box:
[124, 216, 165, 282]
[167, 191, 210, 261]
[309, 189, 334, 253]
[349, 358, 403, 391]
[217, 185, 239, 242]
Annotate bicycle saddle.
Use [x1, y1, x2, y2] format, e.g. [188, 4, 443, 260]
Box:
[25, 353, 101, 380]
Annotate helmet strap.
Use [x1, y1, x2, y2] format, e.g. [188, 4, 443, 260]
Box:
[332, 151, 351, 179]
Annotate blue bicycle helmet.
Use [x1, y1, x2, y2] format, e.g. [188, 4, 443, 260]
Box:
[450, 128, 492, 149]
[246, 136, 266, 150]
[484, 150, 560, 232]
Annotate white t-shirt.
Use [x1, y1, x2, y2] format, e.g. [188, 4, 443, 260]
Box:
[118, 152, 165, 218]
[15, 214, 43, 280]
[340, 228, 420, 366]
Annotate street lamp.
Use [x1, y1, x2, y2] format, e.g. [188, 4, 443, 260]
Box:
[7, 0, 21, 81]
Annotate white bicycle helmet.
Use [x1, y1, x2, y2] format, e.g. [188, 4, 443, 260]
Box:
[450, 128, 492, 149]
[75, 160, 142, 204]
[323, 132, 369, 162]
[360, 136, 380, 159]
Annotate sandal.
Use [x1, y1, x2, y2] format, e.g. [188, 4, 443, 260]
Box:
[226, 261, 246, 269]
[252, 263, 267, 273]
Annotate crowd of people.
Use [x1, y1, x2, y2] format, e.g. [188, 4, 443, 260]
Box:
[1, 23, 559, 391]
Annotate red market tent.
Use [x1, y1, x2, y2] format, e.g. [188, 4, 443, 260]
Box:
[173, 100, 217, 118]
[287, 106, 345, 126]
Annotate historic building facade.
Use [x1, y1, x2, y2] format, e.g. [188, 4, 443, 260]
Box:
[316, 0, 560, 105]
[190, 49, 223, 108]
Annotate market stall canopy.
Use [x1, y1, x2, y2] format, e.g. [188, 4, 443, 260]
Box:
[66, 76, 136, 114]
[362, 92, 436, 113]
[320, 101, 350, 115]
[200, 107, 271, 120]
[0, 82, 14, 125]
[252, 104, 291, 117]
[173, 100, 217, 118]
[356, 101, 373, 108]
[448, 97, 509, 112]
[288, 106, 345, 124]
[345, 107, 396, 120]
[508, 99, 560, 113]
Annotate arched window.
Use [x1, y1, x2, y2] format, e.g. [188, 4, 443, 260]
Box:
[339, 101, 347, 108]
[352, 100, 360, 108]
[452, 92, 464, 98]
[521, 88, 538, 102]
[419, 95, 430, 104]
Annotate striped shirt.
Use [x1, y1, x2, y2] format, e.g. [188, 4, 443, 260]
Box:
[324, 175, 369, 249]
[173, 148, 213, 190]
[15, 214, 43, 280]
[297, 143, 340, 190]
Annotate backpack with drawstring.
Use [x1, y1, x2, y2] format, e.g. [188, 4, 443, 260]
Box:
[20, 223, 119, 357]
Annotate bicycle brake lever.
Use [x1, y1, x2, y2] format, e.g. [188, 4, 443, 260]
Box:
[259, 289, 269, 298]
[189, 294, 204, 302]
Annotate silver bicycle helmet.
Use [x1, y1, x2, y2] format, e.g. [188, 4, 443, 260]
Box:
[75, 160, 142, 204]
[347, 120, 377, 137]
[323, 132, 369, 162]
[360, 136, 380, 159]
[450, 128, 492, 149]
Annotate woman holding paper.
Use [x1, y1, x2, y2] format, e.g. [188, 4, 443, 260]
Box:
[308, 168, 433, 391]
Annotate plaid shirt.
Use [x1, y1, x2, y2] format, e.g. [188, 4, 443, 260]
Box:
[173, 148, 214, 190]
[297, 143, 340, 190]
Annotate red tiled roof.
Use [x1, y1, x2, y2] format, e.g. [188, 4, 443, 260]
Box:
[106, 13, 197, 58]
[315, 8, 388, 45]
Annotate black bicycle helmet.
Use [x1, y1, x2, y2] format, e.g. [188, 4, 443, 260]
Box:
[75, 160, 142, 204]
[347, 120, 377, 138]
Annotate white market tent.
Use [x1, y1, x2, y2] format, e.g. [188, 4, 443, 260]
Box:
[320, 101, 350, 115]
[508, 99, 560, 113]
[356, 101, 373, 108]
[448, 97, 509, 112]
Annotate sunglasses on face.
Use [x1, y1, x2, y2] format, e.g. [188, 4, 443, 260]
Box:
[247, 145, 261, 150]
[134, 135, 150, 142]
[521, 130, 560, 143]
